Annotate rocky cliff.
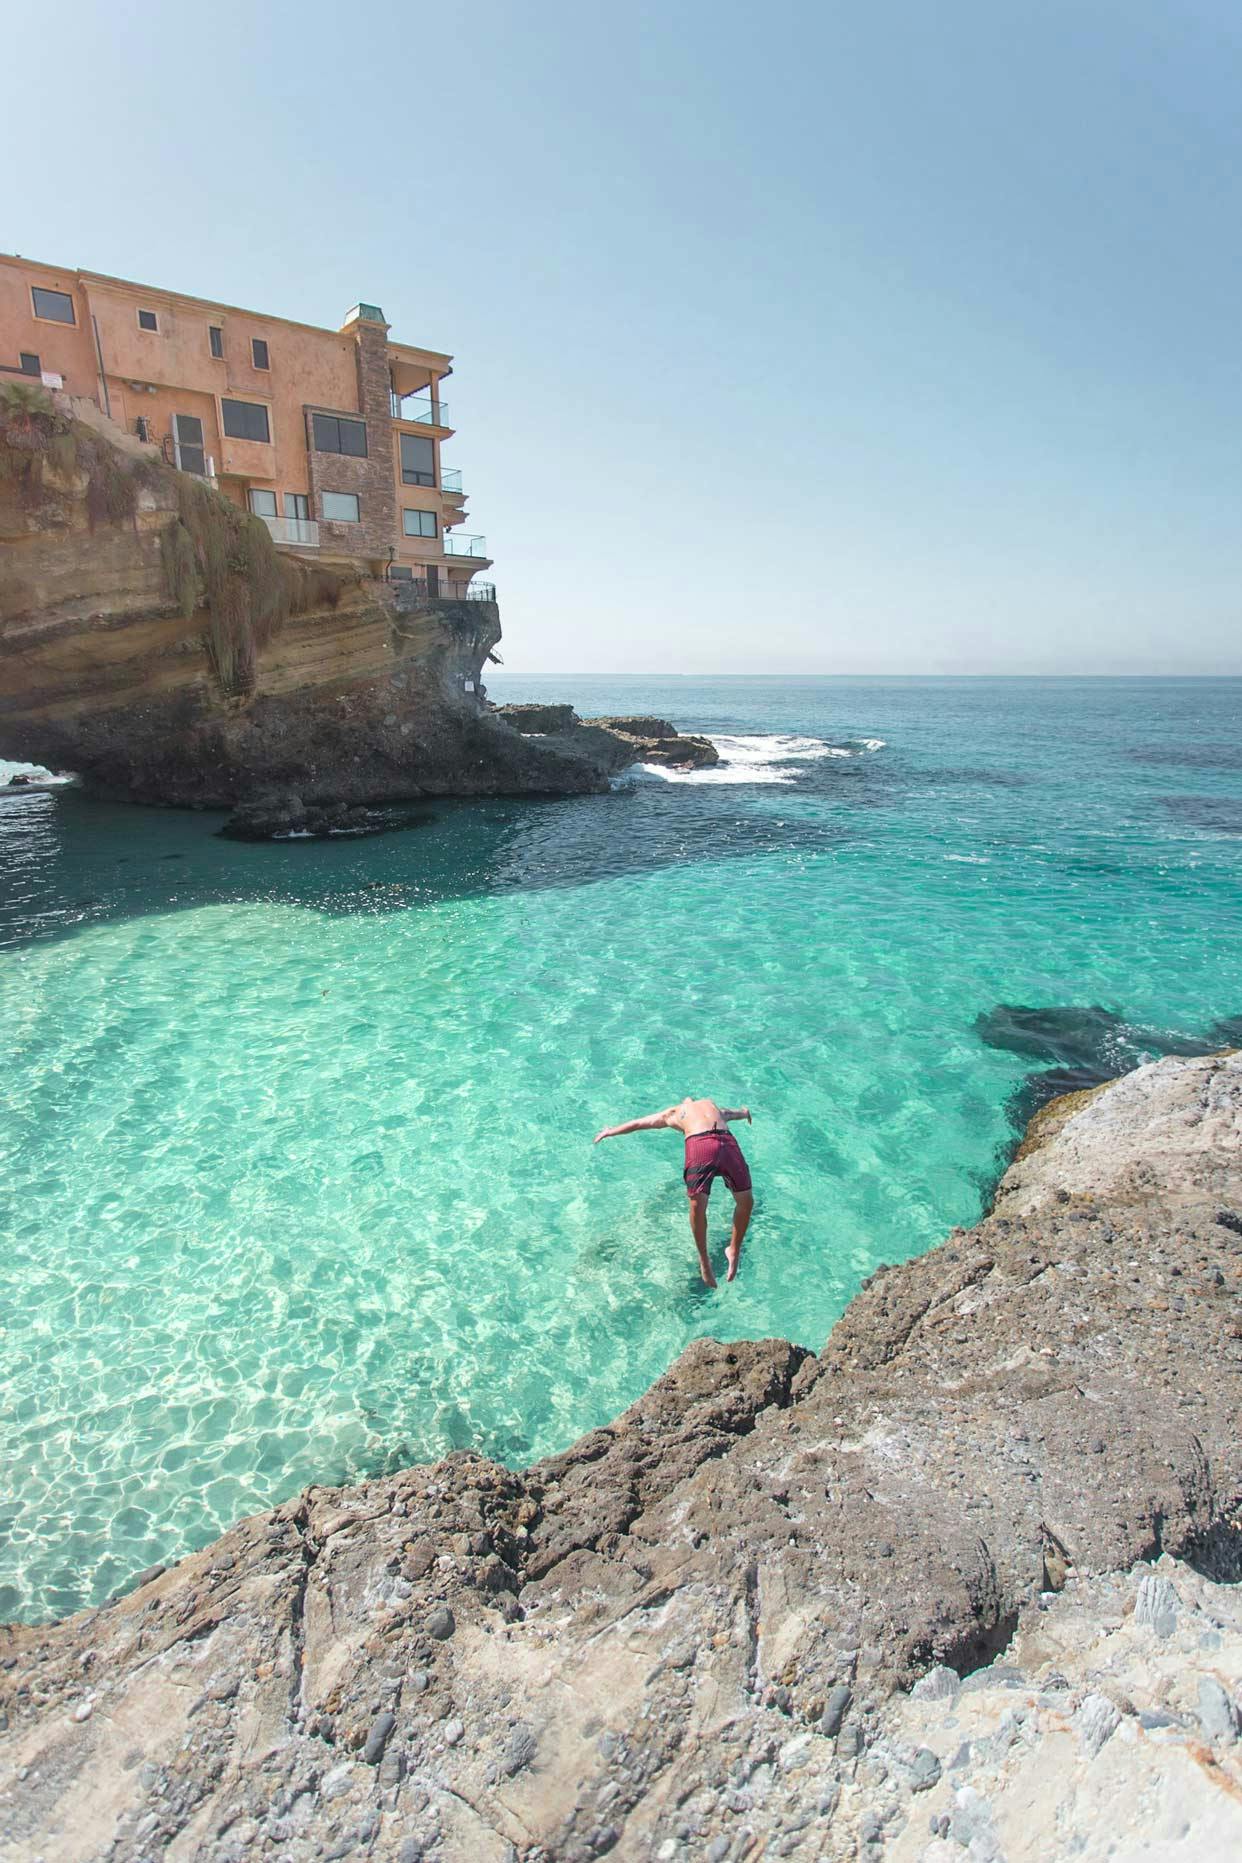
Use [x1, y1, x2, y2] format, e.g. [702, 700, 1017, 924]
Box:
[0, 391, 606, 806]
[2, 1051, 1239, 1862]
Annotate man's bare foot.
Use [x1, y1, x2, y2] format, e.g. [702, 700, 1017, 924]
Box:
[698, 1254, 718, 1289]
[726, 1242, 742, 1282]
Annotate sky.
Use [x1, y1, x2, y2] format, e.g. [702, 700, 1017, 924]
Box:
[6, 1, 1242, 674]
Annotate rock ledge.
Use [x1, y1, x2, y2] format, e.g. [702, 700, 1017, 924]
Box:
[2, 1052, 1240, 1861]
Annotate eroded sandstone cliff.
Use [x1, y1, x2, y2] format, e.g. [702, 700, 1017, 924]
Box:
[0, 392, 603, 806]
[2, 1052, 1239, 1861]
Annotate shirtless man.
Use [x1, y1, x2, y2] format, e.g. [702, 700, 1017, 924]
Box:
[594, 1096, 754, 1288]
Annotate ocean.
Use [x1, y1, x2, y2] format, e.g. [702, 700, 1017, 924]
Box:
[1, 675, 1239, 1621]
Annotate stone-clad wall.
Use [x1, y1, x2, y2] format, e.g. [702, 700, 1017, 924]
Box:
[305, 317, 396, 564]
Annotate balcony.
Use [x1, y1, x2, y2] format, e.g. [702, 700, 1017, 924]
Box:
[258, 514, 320, 549]
[391, 576, 497, 605]
[390, 393, 449, 427]
[440, 466, 464, 495]
[443, 533, 487, 557]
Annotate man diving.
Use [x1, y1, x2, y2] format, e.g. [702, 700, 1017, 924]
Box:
[593, 1097, 754, 1288]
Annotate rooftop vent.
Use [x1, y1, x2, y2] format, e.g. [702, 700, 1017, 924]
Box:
[343, 303, 386, 326]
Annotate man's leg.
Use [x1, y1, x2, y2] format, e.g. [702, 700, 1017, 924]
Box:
[688, 1192, 716, 1288]
[726, 1190, 754, 1282]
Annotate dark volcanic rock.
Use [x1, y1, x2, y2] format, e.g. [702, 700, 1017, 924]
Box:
[2, 1052, 1240, 1860]
[495, 703, 720, 773]
[218, 795, 417, 841]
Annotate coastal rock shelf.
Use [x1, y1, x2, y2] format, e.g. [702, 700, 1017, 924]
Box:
[496, 704, 721, 773]
[2, 1052, 1240, 1861]
[0, 399, 613, 807]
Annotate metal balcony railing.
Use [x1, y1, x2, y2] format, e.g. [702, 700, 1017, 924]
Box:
[259, 514, 320, 548]
[440, 466, 463, 494]
[443, 533, 487, 557]
[390, 394, 449, 426]
[390, 577, 497, 603]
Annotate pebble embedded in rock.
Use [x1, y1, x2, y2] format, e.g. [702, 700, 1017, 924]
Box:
[362, 1711, 396, 1765]
[396, 1841, 424, 1863]
[911, 1665, 959, 1703]
[1196, 1677, 1238, 1744]
[71, 1700, 93, 1722]
[908, 1746, 942, 1791]
[1133, 1575, 1179, 1638]
[444, 1718, 464, 1746]
[502, 1721, 538, 1775]
[1076, 1693, 1122, 1757]
[820, 1684, 852, 1736]
[426, 1606, 455, 1640]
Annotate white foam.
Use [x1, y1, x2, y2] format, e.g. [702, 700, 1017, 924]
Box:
[626, 730, 884, 786]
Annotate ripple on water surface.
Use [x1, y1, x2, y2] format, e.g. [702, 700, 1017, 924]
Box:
[1, 676, 1240, 1620]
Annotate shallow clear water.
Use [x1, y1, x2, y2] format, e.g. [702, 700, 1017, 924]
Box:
[1, 676, 1240, 1622]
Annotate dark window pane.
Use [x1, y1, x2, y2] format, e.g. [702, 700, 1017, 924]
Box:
[339, 417, 367, 457]
[400, 434, 435, 484]
[32, 286, 75, 324]
[310, 412, 366, 456]
[221, 398, 270, 443]
[209, 326, 224, 358]
[19, 352, 40, 375]
[284, 493, 310, 520]
[175, 414, 204, 444]
[138, 309, 158, 331]
[251, 338, 269, 369]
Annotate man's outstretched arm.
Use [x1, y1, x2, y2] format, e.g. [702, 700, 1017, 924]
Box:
[594, 1107, 677, 1143]
[719, 1106, 753, 1124]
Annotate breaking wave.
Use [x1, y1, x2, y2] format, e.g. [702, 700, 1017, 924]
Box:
[630, 732, 885, 787]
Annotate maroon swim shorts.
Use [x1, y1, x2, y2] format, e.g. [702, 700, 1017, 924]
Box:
[683, 1129, 752, 1199]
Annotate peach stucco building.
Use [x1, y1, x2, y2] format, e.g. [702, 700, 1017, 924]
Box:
[0, 253, 492, 598]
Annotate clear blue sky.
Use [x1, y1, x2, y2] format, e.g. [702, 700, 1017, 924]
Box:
[8, 1, 1242, 673]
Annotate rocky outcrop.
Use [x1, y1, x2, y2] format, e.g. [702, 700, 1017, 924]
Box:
[0, 394, 609, 806]
[497, 705, 721, 773]
[2, 1051, 1240, 1862]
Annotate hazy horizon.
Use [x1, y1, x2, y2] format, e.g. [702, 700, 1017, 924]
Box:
[6, 1, 1242, 676]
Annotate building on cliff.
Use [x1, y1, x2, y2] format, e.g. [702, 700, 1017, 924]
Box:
[0, 253, 492, 600]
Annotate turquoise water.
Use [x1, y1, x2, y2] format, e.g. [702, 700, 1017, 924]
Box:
[1, 676, 1239, 1622]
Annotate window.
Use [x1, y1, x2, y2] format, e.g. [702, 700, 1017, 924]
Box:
[321, 491, 360, 523]
[221, 398, 271, 443]
[137, 308, 158, 332]
[389, 565, 413, 581]
[251, 337, 269, 370]
[399, 433, 435, 486]
[311, 412, 367, 457]
[32, 286, 75, 324]
[284, 493, 310, 521]
[209, 325, 224, 359]
[248, 488, 278, 518]
[403, 508, 437, 538]
[172, 413, 207, 476]
[19, 352, 40, 376]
